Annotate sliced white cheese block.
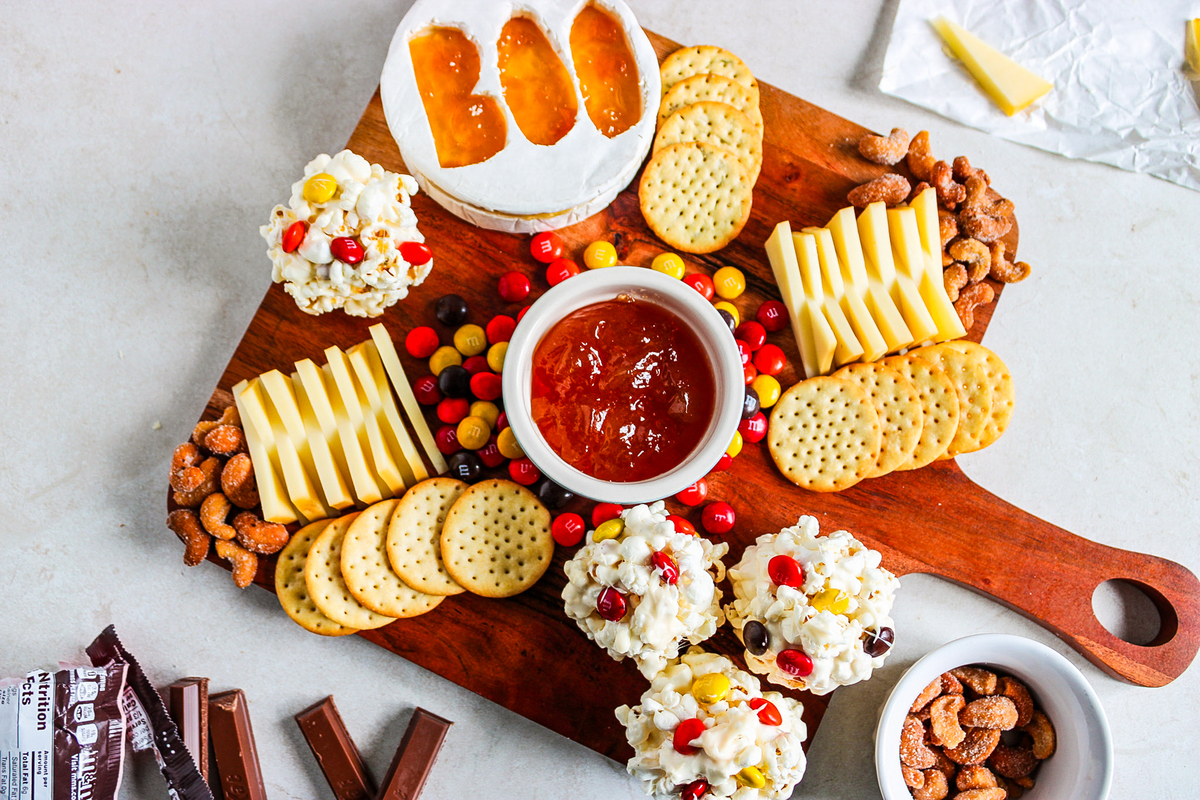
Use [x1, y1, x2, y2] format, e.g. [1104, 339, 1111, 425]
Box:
[349, 341, 428, 485]
[828, 207, 912, 353]
[239, 379, 330, 522]
[296, 358, 382, 505]
[289, 371, 355, 511]
[804, 225, 888, 362]
[231, 379, 299, 525]
[326, 346, 405, 498]
[369, 323, 448, 475]
[793, 230, 862, 366]
[906, 189, 967, 342]
[259, 369, 351, 511]
[887, 207, 927, 283]
[765, 221, 836, 377]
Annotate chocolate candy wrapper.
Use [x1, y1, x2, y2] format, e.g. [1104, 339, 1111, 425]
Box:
[0, 662, 128, 800]
[86, 626, 213, 800]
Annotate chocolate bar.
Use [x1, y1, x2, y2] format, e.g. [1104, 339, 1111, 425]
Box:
[165, 678, 210, 782]
[295, 697, 375, 800]
[376, 708, 452, 800]
[208, 690, 266, 800]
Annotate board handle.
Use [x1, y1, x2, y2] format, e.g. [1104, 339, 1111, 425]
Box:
[923, 467, 1200, 687]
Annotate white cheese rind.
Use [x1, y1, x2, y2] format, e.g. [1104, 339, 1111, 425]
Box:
[379, 0, 660, 221]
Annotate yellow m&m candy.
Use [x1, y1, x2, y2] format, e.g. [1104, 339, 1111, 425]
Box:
[497, 427, 524, 459]
[712, 301, 739, 326]
[811, 587, 850, 615]
[691, 673, 731, 705]
[429, 346, 462, 376]
[751, 374, 781, 408]
[303, 173, 338, 204]
[713, 266, 746, 299]
[726, 431, 743, 458]
[453, 324, 487, 356]
[487, 341, 508, 372]
[651, 252, 686, 280]
[456, 416, 491, 450]
[470, 400, 500, 430]
[584, 240, 618, 269]
[593, 518, 625, 542]
[736, 766, 766, 789]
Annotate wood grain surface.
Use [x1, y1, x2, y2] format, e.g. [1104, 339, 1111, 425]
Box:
[180, 30, 1200, 762]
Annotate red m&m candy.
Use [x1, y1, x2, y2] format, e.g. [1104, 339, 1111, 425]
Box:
[596, 586, 627, 621]
[462, 355, 490, 375]
[739, 412, 767, 444]
[282, 220, 307, 253]
[592, 503, 624, 528]
[530, 231, 564, 263]
[330, 236, 364, 265]
[405, 326, 440, 359]
[478, 435, 505, 468]
[667, 515, 695, 535]
[676, 478, 708, 507]
[412, 375, 442, 405]
[399, 240, 432, 266]
[776, 649, 814, 677]
[485, 314, 516, 344]
[743, 363, 758, 385]
[435, 425, 461, 455]
[509, 457, 540, 485]
[517, 305, 532, 323]
[470, 372, 503, 402]
[498, 271, 531, 303]
[701, 502, 736, 535]
[756, 300, 788, 332]
[735, 339, 752, 365]
[437, 397, 470, 425]
[650, 551, 679, 585]
[748, 698, 782, 726]
[681, 780, 709, 800]
[545, 258, 581, 287]
[710, 453, 733, 473]
[753, 344, 786, 376]
[735, 320, 766, 350]
[768, 554, 804, 588]
[673, 718, 707, 755]
[683, 273, 715, 301]
[552, 513, 586, 547]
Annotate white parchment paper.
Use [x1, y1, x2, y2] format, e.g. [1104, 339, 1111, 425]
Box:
[880, 0, 1200, 191]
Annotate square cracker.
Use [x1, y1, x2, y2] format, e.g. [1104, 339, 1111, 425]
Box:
[881, 355, 961, 470]
[639, 142, 752, 254]
[342, 498, 444, 618]
[440, 479, 553, 598]
[387, 477, 468, 596]
[274, 519, 358, 637]
[833, 361, 923, 478]
[767, 376, 882, 492]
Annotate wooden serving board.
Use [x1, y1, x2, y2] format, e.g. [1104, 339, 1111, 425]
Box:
[189, 31, 1200, 763]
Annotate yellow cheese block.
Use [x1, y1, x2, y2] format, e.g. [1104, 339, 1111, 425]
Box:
[804, 225, 888, 362]
[326, 346, 405, 498]
[239, 379, 330, 522]
[349, 341, 429, 485]
[893, 273, 939, 344]
[793, 231, 862, 366]
[1188, 19, 1200, 75]
[369, 324, 449, 475]
[256, 371, 343, 518]
[906, 189, 967, 341]
[296, 358, 382, 505]
[887, 207, 926, 282]
[910, 187, 942, 266]
[860, 203, 935, 343]
[231, 379, 300, 525]
[289, 371, 355, 510]
[765, 221, 836, 376]
[932, 16, 1052, 116]
[828, 207, 912, 353]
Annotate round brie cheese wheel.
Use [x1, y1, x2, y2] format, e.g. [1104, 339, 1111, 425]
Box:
[380, 0, 660, 226]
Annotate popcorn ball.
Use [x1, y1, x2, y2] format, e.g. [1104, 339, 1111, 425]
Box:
[562, 503, 729, 678]
[725, 517, 900, 695]
[615, 648, 807, 799]
[261, 150, 432, 317]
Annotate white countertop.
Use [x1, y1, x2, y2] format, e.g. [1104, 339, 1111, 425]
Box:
[1, 1, 1196, 798]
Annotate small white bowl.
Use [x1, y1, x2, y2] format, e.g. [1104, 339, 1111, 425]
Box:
[875, 634, 1112, 800]
[501, 266, 743, 504]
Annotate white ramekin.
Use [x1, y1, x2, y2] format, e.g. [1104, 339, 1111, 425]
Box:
[875, 633, 1113, 800]
[501, 266, 744, 504]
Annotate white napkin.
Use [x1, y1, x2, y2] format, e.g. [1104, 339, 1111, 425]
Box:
[880, 0, 1200, 192]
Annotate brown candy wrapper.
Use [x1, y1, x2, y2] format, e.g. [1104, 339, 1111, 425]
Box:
[86, 626, 214, 800]
[0, 662, 127, 800]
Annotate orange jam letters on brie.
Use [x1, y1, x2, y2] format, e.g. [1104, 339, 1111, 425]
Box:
[569, 3, 641, 138]
[408, 26, 507, 168]
[497, 16, 578, 146]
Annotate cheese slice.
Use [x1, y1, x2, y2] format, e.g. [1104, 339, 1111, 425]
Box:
[794, 231, 862, 366]
[860, 202, 936, 344]
[765, 221, 836, 377]
[369, 323, 449, 475]
[259, 369, 349, 512]
[828, 207, 912, 353]
[289, 371, 355, 510]
[907, 189, 968, 342]
[1188, 19, 1200, 75]
[805, 225, 888, 362]
[231, 379, 300, 524]
[296, 358, 382, 505]
[349, 341, 429, 485]
[932, 16, 1052, 116]
[326, 346, 405, 498]
[891, 203, 966, 343]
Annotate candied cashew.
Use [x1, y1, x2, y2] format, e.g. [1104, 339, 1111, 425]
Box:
[959, 204, 1012, 244]
[193, 406, 240, 447]
[941, 672, 964, 695]
[938, 209, 959, 246]
[911, 675, 946, 713]
[930, 161, 966, 209]
[859, 127, 910, 165]
[952, 790, 1006, 800]
[849, 173, 911, 208]
[167, 509, 210, 567]
[954, 282, 995, 331]
[944, 728, 1000, 766]
[169, 443, 203, 492]
[930, 695, 967, 749]
[956, 765, 998, 791]
[1022, 711, 1056, 759]
[903, 764, 926, 789]
[960, 696, 1019, 730]
[215, 539, 257, 589]
[943, 265, 968, 303]
[172, 457, 222, 507]
[997, 677, 1034, 727]
[988, 744, 1039, 779]
[200, 492, 236, 540]
[913, 768, 949, 800]
[948, 238, 991, 284]
[990, 253, 1031, 284]
[221, 453, 259, 509]
[908, 131, 935, 181]
[901, 716, 939, 769]
[232, 512, 289, 555]
[952, 156, 989, 186]
[204, 424, 246, 456]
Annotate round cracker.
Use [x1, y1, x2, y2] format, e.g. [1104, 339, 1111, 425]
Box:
[832, 361, 923, 478]
[654, 101, 762, 184]
[304, 513, 394, 630]
[882, 355, 961, 470]
[639, 142, 752, 254]
[659, 45, 758, 102]
[912, 344, 994, 458]
[387, 478, 468, 596]
[440, 479, 553, 598]
[767, 376, 882, 492]
[658, 73, 762, 140]
[944, 341, 1014, 450]
[342, 499, 444, 618]
[274, 519, 358, 637]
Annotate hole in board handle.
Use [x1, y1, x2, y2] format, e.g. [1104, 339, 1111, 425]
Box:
[1091, 578, 1176, 647]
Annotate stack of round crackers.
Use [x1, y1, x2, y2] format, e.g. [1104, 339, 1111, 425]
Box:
[639, 45, 762, 254]
[275, 478, 554, 636]
[766, 342, 1013, 492]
